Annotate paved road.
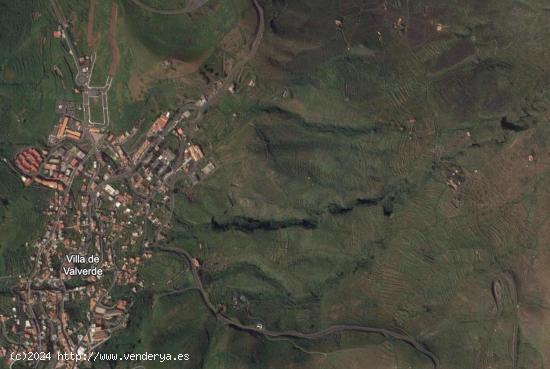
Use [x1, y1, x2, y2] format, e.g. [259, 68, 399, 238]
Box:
[155, 245, 440, 369]
[203, 0, 264, 109]
[148, 3, 444, 367]
[19, 1, 443, 368]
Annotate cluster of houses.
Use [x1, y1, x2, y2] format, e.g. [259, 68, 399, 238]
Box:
[16, 145, 85, 191]
[7, 97, 218, 366]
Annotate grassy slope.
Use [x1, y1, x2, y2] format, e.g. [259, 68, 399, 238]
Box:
[123, 0, 240, 61]
[145, 0, 550, 368]
[3, 0, 550, 368]
[0, 1, 68, 277]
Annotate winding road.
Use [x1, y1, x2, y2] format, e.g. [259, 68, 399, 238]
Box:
[155, 245, 440, 369]
[150, 0, 438, 367]
[23, 0, 441, 368]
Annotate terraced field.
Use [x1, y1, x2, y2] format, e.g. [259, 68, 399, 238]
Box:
[3, 0, 550, 368]
[137, 0, 550, 368]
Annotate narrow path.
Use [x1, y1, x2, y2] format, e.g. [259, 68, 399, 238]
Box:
[108, 2, 120, 77]
[146, 1, 443, 366]
[87, 0, 97, 48]
[155, 245, 440, 369]
[128, 0, 209, 15]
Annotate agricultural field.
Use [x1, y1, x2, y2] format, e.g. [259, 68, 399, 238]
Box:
[0, 0, 65, 278]
[2, 0, 550, 369]
[146, 0, 550, 368]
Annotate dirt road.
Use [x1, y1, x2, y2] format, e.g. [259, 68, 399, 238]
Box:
[108, 2, 120, 77]
[129, 0, 209, 15]
[87, 0, 97, 48]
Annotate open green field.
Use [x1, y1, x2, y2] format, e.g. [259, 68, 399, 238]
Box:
[143, 0, 550, 368]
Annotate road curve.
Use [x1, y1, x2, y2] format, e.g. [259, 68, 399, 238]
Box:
[129, 0, 209, 15]
[206, 0, 264, 108]
[149, 0, 438, 367]
[154, 245, 440, 369]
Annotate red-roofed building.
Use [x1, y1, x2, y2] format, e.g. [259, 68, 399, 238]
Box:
[15, 147, 44, 175]
[147, 112, 170, 136]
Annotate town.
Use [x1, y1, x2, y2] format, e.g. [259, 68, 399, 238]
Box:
[5, 101, 215, 364]
[4, 23, 218, 365]
[0, 0, 265, 365]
